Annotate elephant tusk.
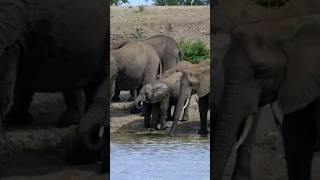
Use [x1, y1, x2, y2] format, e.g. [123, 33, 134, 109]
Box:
[234, 114, 253, 151]
[179, 98, 190, 120]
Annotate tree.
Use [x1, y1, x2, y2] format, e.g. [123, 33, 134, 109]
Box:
[111, 0, 129, 6]
[153, 0, 209, 5]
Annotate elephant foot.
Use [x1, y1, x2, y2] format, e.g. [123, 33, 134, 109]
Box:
[198, 129, 209, 135]
[111, 96, 121, 102]
[130, 106, 141, 114]
[4, 112, 33, 126]
[57, 111, 81, 127]
[127, 96, 135, 102]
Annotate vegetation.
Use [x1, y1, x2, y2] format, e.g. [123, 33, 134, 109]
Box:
[178, 39, 209, 64]
[138, 5, 145, 12]
[111, 0, 129, 6]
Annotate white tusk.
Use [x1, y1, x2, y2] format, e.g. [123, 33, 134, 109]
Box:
[234, 115, 253, 151]
[140, 101, 143, 106]
[179, 98, 190, 120]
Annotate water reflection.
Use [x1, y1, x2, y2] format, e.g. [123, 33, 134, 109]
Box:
[111, 134, 210, 180]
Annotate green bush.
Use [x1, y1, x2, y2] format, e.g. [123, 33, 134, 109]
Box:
[178, 39, 209, 64]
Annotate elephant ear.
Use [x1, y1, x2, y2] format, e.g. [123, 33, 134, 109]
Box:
[278, 24, 320, 114]
[0, 1, 29, 56]
[198, 67, 210, 98]
[184, 66, 210, 98]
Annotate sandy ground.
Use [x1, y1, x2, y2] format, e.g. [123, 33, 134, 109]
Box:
[111, 6, 210, 48]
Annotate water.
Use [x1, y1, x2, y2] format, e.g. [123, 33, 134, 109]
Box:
[111, 134, 210, 180]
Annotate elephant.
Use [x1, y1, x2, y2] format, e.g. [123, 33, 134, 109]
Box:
[134, 68, 191, 130]
[78, 41, 161, 158]
[212, 15, 320, 180]
[169, 60, 210, 136]
[111, 35, 181, 102]
[0, 0, 108, 166]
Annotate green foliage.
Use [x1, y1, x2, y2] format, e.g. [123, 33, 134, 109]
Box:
[111, 0, 129, 6]
[256, 0, 289, 8]
[178, 39, 209, 64]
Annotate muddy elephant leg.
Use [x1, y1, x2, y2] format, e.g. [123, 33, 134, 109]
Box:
[127, 90, 136, 102]
[198, 95, 209, 135]
[144, 103, 152, 128]
[158, 98, 169, 129]
[282, 105, 316, 180]
[152, 103, 161, 130]
[57, 90, 85, 127]
[111, 90, 121, 102]
[4, 90, 34, 126]
[232, 109, 262, 180]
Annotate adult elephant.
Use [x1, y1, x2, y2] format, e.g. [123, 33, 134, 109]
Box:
[170, 60, 210, 136]
[111, 35, 181, 102]
[0, 0, 107, 164]
[212, 15, 320, 180]
[78, 41, 161, 154]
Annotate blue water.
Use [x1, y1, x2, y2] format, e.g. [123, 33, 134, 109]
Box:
[111, 134, 210, 180]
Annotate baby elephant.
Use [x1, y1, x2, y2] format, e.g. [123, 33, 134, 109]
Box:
[135, 61, 193, 130]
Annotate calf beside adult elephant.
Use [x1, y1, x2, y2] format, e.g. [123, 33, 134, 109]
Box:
[212, 15, 320, 180]
[134, 61, 193, 130]
[111, 35, 181, 102]
[0, 0, 107, 166]
[170, 60, 210, 136]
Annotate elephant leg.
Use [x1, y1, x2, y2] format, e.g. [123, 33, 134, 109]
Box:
[144, 103, 152, 128]
[127, 90, 136, 102]
[282, 104, 316, 180]
[4, 90, 34, 126]
[232, 108, 262, 180]
[57, 90, 86, 127]
[158, 98, 169, 130]
[313, 99, 320, 151]
[111, 90, 121, 102]
[198, 95, 209, 135]
[152, 103, 161, 130]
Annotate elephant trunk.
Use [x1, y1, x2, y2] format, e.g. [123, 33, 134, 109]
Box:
[134, 94, 145, 109]
[169, 78, 191, 136]
[78, 79, 108, 151]
[78, 97, 106, 151]
[212, 70, 261, 180]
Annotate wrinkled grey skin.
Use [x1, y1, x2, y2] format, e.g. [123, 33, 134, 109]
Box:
[112, 35, 181, 101]
[80, 41, 161, 153]
[0, 0, 107, 165]
[213, 0, 320, 33]
[212, 15, 320, 180]
[135, 71, 190, 129]
[170, 60, 210, 136]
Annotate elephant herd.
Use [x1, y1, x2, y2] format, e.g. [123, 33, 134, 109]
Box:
[110, 35, 210, 136]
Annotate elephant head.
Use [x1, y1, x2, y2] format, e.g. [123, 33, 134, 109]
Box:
[169, 60, 210, 136]
[135, 82, 170, 108]
[212, 15, 320, 179]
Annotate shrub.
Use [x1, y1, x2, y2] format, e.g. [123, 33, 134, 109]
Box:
[178, 38, 209, 64]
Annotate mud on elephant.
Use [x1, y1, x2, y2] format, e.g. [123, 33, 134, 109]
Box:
[169, 60, 210, 136]
[134, 61, 193, 130]
[111, 35, 181, 102]
[212, 15, 320, 180]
